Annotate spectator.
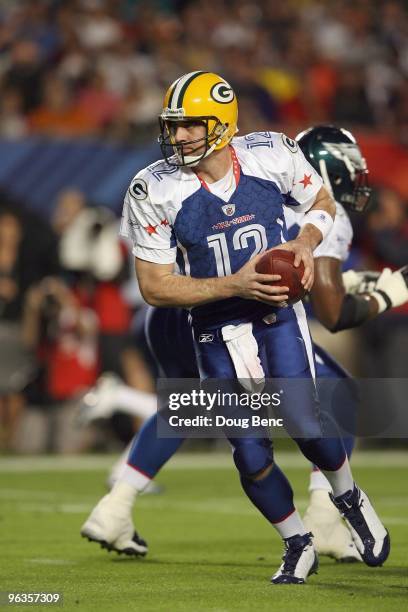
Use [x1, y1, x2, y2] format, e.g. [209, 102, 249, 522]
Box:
[18, 276, 99, 453]
[363, 188, 408, 269]
[0, 1, 406, 143]
[28, 74, 98, 137]
[2, 40, 45, 113]
[0, 88, 28, 139]
[0, 201, 59, 450]
[332, 64, 375, 126]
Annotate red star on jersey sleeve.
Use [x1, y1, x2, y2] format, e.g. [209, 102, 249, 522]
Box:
[119, 174, 177, 265]
[299, 174, 312, 189]
[280, 134, 323, 213]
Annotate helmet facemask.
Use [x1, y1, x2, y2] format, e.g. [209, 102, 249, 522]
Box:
[318, 142, 372, 213]
[158, 114, 229, 167]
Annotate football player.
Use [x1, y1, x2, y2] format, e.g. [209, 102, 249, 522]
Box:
[293, 126, 408, 561]
[82, 72, 391, 584]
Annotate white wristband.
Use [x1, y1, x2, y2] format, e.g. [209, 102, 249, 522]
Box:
[370, 291, 388, 314]
[301, 210, 334, 242]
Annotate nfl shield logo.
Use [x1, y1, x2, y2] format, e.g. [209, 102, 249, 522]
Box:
[222, 203, 235, 216]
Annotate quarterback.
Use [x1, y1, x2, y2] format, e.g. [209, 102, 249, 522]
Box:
[83, 72, 390, 584]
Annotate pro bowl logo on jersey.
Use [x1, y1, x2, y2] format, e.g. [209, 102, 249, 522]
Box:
[210, 81, 235, 104]
[222, 203, 235, 216]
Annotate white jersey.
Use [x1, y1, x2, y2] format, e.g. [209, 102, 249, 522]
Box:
[120, 131, 323, 264]
[120, 131, 324, 326]
[284, 201, 353, 262]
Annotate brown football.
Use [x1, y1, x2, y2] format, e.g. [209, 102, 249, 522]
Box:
[255, 249, 306, 304]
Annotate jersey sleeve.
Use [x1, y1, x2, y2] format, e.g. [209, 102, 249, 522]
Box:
[313, 203, 353, 261]
[120, 174, 177, 265]
[279, 133, 324, 213]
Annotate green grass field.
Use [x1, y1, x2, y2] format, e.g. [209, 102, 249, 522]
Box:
[1, 451, 407, 611]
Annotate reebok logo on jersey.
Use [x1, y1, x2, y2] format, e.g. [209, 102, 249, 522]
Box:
[199, 333, 214, 343]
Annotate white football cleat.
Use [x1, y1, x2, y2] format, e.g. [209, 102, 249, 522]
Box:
[271, 532, 318, 585]
[331, 485, 390, 567]
[303, 489, 361, 562]
[76, 373, 122, 425]
[81, 494, 148, 557]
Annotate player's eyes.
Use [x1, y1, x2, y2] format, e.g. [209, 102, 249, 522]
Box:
[167, 121, 205, 133]
[185, 121, 205, 128]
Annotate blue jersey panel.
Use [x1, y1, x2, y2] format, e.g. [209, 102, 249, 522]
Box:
[174, 172, 289, 327]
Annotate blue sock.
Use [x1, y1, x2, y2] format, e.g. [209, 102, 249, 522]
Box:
[239, 463, 295, 524]
[127, 413, 185, 478]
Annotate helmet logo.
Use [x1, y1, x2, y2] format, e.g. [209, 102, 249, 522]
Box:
[210, 82, 234, 104]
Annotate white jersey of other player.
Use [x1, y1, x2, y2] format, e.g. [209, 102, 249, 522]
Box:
[284, 202, 353, 263]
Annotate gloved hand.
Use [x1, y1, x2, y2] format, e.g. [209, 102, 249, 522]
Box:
[371, 267, 408, 313]
[342, 269, 380, 294]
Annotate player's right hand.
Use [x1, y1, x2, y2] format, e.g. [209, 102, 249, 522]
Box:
[372, 267, 408, 311]
[231, 253, 289, 304]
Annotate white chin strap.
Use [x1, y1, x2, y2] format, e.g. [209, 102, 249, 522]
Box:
[318, 159, 335, 198]
[182, 141, 218, 167]
[179, 125, 230, 167]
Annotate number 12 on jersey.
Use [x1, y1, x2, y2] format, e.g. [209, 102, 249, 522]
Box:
[207, 224, 267, 277]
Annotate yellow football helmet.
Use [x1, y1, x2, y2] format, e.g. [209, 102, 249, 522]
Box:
[158, 71, 238, 166]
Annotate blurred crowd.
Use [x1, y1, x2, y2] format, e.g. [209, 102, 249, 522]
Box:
[0, 0, 407, 454]
[0, 0, 408, 143]
[0, 190, 156, 453]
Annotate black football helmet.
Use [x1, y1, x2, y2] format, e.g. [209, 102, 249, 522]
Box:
[296, 125, 372, 212]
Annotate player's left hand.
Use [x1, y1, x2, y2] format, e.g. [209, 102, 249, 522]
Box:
[275, 238, 314, 290]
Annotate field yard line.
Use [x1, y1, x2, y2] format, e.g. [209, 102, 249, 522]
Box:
[15, 502, 93, 513]
[0, 489, 97, 504]
[9, 492, 408, 521]
[0, 451, 407, 472]
[27, 558, 75, 565]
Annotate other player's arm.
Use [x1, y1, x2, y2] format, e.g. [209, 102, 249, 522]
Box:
[311, 257, 408, 332]
[279, 186, 336, 291]
[134, 257, 289, 308]
[311, 256, 377, 331]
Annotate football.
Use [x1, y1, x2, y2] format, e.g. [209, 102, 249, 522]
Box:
[255, 248, 306, 304]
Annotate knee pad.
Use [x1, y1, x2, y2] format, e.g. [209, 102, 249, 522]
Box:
[233, 438, 273, 479]
[296, 436, 345, 471]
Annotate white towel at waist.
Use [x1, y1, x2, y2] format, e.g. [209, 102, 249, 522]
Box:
[221, 322, 265, 393]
